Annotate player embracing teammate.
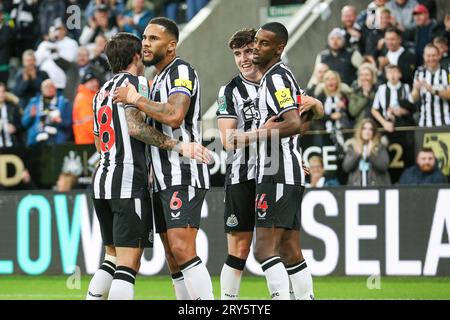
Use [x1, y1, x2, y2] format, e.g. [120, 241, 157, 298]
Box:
[223, 22, 324, 300]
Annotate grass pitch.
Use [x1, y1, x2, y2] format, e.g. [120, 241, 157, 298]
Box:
[0, 275, 449, 300]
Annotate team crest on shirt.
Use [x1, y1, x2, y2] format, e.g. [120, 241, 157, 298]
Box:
[242, 99, 256, 121]
[226, 214, 238, 227]
[217, 95, 227, 113]
[275, 88, 294, 108]
[174, 78, 193, 90]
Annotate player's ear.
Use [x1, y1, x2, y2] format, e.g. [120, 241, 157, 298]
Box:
[132, 53, 140, 64]
[167, 39, 177, 53]
[276, 43, 285, 57]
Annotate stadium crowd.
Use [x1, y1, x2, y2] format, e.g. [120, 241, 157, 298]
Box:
[0, 0, 209, 190]
[0, 0, 448, 190]
[305, 0, 449, 186]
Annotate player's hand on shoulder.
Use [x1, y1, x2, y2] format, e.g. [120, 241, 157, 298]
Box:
[113, 82, 140, 105]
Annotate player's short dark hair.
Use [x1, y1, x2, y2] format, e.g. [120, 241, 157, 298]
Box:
[149, 17, 179, 41]
[260, 22, 288, 45]
[385, 27, 402, 38]
[105, 32, 142, 73]
[385, 64, 401, 73]
[228, 28, 257, 50]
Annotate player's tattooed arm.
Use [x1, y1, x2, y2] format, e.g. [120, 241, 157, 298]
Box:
[125, 107, 177, 150]
[125, 107, 211, 163]
[113, 83, 188, 128]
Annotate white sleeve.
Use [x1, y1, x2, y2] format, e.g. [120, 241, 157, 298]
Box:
[79, 26, 95, 46]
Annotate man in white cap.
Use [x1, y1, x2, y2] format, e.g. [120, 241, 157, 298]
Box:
[313, 27, 363, 85]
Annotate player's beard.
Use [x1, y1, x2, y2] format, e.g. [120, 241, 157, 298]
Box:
[143, 51, 165, 67]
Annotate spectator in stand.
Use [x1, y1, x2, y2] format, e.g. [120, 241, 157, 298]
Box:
[348, 63, 378, 127]
[357, 0, 389, 31]
[404, 4, 447, 65]
[364, 7, 393, 59]
[35, 19, 79, 93]
[164, 0, 180, 22]
[21, 79, 72, 147]
[38, 0, 66, 38]
[340, 5, 363, 52]
[412, 44, 450, 127]
[305, 155, 340, 188]
[377, 27, 417, 86]
[79, 4, 119, 46]
[313, 70, 353, 132]
[0, 6, 13, 85]
[55, 172, 79, 192]
[187, 0, 209, 21]
[433, 36, 449, 69]
[9, 0, 40, 58]
[360, 54, 378, 71]
[398, 147, 447, 184]
[89, 34, 112, 80]
[306, 62, 329, 96]
[385, 0, 418, 31]
[118, 0, 153, 38]
[76, 47, 92, 81]
[85, 0, 125, 24]
[72, 69, 102, 145]
[371, 64, 415, 132]
[314, 28, 362, 86]
[342, 118, 391, 186]
[0, 82, 22, 148]
[13, 50, 49, 110]
[418, 0, 437, 20]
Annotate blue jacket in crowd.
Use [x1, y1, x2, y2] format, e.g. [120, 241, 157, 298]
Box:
[122, 10, 154, 38]
[21, 94, 72, 147]
[398, 165, 447, 185]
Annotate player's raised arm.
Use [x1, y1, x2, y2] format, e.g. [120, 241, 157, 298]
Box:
[124, 106, 211, 164]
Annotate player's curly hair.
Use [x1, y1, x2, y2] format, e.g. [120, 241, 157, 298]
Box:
[228, 28, 257, 50]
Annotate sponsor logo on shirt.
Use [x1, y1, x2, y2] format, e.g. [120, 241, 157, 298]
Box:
[275, 88, 294, 108]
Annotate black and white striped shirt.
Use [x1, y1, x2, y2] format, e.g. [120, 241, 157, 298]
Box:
[92, 73, 150, 199]
[414, 66, 450, 127]
[0, 104, 13, 148]
[373, 82, 413, 119]
[255, 61, 305, 186]
[216, 74, 258, 185]
[148, 57, 210, 192]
